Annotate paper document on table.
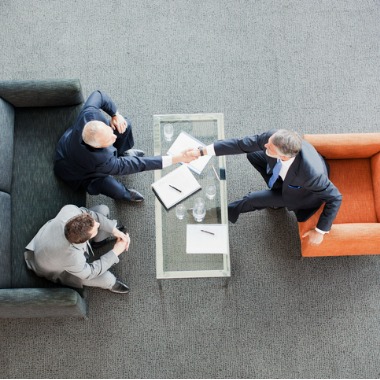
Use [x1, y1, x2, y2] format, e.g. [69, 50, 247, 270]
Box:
[151, 165, 201, 210]
[167, 131, 212, 174]
[186, 224, 229, 254]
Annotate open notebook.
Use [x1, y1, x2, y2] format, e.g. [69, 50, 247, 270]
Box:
[151, 164, 201, 210]
[167, 131, 212, 174]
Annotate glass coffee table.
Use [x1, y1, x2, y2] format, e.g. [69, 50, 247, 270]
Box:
[153, 113, 230, 279]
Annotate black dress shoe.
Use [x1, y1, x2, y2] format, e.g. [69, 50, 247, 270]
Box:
[122, 149, 145, 157]
[110, 280, 130, 294]
[127, 189, 144, 202]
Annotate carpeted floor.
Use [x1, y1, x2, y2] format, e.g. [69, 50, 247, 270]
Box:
[1, 0, 380, 378]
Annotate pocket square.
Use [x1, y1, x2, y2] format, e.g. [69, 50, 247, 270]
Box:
[288, 184, 302, 189]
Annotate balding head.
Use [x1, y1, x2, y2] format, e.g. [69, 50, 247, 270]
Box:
[82, 121, 117, 148]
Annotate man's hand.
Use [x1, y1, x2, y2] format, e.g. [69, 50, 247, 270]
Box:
[110, 112, 127, 134]
[112, 237, 130, 256]
[302, 229, 324, 246]
[172, 149, 199, 164]
[112, 227, 129, 243]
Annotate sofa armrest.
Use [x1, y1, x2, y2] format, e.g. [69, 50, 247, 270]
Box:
[0, 288, 87, 318]
[304, 133, 380, 159]
[0, 79, 83, 107]
[299, 223, 380, 257]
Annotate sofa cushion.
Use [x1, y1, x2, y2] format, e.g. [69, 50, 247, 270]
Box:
[11, 105, 86, 288]
[371, 152, 380, 222]
[0, 192, 11, 287]
[328, 158, 377, 224]
[0, 98, 14, 193]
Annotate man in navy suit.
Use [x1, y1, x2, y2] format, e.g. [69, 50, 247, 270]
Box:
[54, 91, 195, 202]
[192, 129, 342, 245]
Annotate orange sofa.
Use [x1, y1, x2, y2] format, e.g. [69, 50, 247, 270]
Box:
[298, 133, 380, 257]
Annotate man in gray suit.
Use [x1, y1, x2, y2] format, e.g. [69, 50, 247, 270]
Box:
[25, 204, 131, 293]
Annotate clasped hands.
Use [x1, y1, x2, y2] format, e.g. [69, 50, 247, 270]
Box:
[110, 112, 127, 134]
[172, 148, 202, 164]
[112, 227, 131, 256]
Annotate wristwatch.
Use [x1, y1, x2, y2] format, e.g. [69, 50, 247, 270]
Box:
[198, 146, 204, 156]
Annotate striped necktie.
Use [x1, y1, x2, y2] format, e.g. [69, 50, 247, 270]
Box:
[268, 160, 282, 188]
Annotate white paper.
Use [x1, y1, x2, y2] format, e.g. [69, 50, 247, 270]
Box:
[151, 165, 201, 209]
[167, 131, 212, 174]
[186, 224, 229, 254]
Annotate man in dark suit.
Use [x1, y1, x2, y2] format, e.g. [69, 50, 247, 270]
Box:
[192, 129, 342, 245]
[54, 90, 195, 202]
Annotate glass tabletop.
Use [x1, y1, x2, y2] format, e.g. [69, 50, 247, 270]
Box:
[153, 113, 230, 279]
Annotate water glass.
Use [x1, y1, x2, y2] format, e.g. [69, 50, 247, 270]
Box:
[163, 123, 174, 141]
[206, 184, 217, 200]
[192, 198, 206, 222]
[175, 203, 186, 220]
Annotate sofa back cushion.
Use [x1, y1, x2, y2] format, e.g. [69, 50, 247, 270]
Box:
[0, 98, 14, 193]
[11, 105, 86, 287]
[0, 192, 12, 287]
[0, 79, 83, 108]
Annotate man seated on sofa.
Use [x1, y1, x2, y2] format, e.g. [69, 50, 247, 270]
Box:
[25, 204, 131, 294]
[54, 90, 196, 202]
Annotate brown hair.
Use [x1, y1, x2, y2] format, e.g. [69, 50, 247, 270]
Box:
[64, 213, 95, 244]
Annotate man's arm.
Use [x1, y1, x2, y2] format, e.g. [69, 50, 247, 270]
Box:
[192, 130, 276, 157]
[83, 90, 118, 117]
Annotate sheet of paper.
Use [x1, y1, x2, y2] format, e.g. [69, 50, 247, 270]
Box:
[151, 165, 201, 209]
[186, 224, 229, 254]
[167, 131, 212, 174]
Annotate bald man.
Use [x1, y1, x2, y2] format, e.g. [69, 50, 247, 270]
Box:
[54, 91, 195, 201]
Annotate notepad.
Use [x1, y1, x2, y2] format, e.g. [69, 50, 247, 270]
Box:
[167, 131, 212, 174]
[151, 165, 201, 210]
[186, 224, 229, 254]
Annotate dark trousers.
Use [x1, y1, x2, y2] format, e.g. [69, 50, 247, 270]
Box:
[86, 123, 136, 200]
[228, 152, 286, 223]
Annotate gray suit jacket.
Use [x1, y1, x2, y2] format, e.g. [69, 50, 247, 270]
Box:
[25, 205, 119, 288]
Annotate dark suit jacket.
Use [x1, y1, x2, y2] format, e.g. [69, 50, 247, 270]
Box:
[54, 90, 162, 189]
[214, 130, 342, 231]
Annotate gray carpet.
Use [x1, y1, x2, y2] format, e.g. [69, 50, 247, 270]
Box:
[1, 0, 380, 378]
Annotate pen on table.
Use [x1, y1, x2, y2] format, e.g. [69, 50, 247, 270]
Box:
[169, 184, 182, 193]
[212, 165, 220, 181]
[201, 229, 215, 235]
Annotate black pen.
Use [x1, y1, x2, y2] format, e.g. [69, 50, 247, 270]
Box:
[169, 184, 182, 193]
[201, 229, 215, 235]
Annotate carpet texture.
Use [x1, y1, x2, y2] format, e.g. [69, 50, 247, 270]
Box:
[1, 0, 380, 378]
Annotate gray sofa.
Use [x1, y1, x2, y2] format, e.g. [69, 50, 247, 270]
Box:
[0, 79, 88, 318]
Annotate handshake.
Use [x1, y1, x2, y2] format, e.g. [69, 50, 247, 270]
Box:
[172, 147, 207, 164]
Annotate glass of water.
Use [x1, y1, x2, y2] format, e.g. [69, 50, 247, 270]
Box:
[206, 184, 217, 200]
[175, 203, 186, 220]
[163, 123, 174, 141]
[192, 198, 206, 222]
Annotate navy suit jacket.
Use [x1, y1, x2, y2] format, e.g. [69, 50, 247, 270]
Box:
[54, 91, 162, 189]
[214, 130, 342, 231]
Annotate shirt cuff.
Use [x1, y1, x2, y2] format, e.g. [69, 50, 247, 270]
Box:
[162, 156, 173, 168]
[315, 228, 329, 234]
[205, 144, 216, 156]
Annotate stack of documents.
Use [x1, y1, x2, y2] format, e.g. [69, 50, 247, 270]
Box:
[186, 224, 229, 254]
[151, 165, 201, 210]
[167, 131, 212, 174]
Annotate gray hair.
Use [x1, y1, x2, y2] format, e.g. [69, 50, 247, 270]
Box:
[271, 129, 302, 157]
[82, 121, 102, 148]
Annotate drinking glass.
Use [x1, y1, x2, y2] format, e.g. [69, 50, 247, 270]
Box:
[206, 184, 217, 200]
[192, 198, 206, 222]
[175, 203, 186, 220]
[163, 123, 174, 141]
